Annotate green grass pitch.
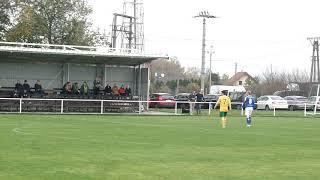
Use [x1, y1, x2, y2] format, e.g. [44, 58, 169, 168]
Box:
[0, 112, 320, 179]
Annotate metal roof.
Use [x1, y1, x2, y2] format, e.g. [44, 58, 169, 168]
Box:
[0, 41, 167, 66]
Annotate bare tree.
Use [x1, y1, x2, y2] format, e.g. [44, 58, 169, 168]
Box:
[256, 67, 309, 96]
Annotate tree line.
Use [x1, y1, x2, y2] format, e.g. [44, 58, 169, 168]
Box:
[0, 0, 101, 45]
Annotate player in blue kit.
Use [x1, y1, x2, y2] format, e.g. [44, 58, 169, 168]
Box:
[242, 91, 255, 127]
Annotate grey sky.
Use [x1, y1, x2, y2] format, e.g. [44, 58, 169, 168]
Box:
[91, 0, 320, 76]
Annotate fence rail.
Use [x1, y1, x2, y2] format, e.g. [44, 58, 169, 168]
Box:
[0, 98, 316, 117]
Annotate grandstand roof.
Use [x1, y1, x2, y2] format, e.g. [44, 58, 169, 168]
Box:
[0, 41, 167, 66]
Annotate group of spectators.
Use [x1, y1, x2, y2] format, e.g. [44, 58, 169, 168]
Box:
[13, 80, 43, 98]
[63, 80, 132, 97]
[12, 79, 132, 99]
[63, 81, 90, 96]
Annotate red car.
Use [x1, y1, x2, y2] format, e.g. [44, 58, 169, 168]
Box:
[149, 93, 176, 108]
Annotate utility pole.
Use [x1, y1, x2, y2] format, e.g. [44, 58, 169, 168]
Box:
[208, 45, 214, 91]
[194, 11, 217, 92]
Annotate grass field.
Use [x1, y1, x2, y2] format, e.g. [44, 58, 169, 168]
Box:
[1, 112, 320, 179]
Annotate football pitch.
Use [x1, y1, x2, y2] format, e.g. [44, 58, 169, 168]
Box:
[1, 112, 320, 180]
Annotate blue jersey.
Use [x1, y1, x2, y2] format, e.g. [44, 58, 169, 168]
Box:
[243, 95, 255, 108]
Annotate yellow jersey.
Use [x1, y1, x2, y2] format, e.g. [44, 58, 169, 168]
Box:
[217, 95, 231, 112]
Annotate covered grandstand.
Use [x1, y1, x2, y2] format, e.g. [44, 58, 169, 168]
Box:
[0, 41, 167, 113]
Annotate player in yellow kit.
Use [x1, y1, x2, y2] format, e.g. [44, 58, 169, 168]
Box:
[214, 90, 232, 128]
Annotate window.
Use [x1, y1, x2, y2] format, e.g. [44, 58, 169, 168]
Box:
[270, 96, 284, 100]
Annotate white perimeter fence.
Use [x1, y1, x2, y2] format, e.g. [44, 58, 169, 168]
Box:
[0, 98, 316, 116]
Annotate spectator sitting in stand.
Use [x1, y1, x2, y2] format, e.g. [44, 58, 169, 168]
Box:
[34, 80, 43, 96]
[118, 84, 125, 96]
[104, 83, 112, 95]
[93, 79, 101, 96]
[63, 82, 72, 95]
[15, 80, 24, 97]
[125, 85, 132, 97]
[72, 82, 80, 95]
[112, 84, 119, 96]
[80, 81, 89, 96]
[23, 80, 31, 98]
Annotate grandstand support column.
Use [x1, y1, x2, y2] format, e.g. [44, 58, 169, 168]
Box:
[62, 63, 70, 85]
[95, 65, 104, 85]
[67, 63, 70, 82]
[133, 66, 137, 96]
[103, 64, 107, 88]
[147, 65, 150, 110]
[138, 65, 142, 99]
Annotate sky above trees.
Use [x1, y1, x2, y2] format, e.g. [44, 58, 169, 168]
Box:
[91, 0, 320, 76]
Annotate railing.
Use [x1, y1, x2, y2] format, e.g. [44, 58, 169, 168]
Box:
[0, 41, 167, 58]
[0, 97, 234, 115]
[0, 98, 316, 117]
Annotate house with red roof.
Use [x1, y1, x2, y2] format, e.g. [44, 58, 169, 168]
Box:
[224, 72, 254, 87]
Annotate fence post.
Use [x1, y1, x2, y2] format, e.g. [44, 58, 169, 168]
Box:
[189, 102, 193, 115]
[60, 99, 64, 114]
[19, 98, 22, 114]
[273, 107, 276, 117]
[208, 102, 211, 115]
[304, 103, 307, 117]
[175, 102, 178, 115]
[100, 100, 104, 114]
[139, 101, 142, 115]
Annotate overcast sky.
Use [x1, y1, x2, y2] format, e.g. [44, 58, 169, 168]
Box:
[90, 0, 320, 77]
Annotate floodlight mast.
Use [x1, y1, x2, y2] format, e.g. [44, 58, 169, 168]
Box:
[308, 37, 320, 83]
[194, 11, 217, 93]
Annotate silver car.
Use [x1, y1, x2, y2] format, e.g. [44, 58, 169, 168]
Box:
[257, 95, 288, 110]
[284, 96, 308, 111]
[307, 96, 320, 110]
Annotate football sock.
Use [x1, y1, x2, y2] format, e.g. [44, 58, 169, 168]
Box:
[221, 118, 225, 128]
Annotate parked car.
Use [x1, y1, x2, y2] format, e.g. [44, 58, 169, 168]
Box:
[273, 90, 305, 98]
[174, 93, 191, 108]
[306, 96, 320, 110]
[256, 95, 288, 110]
[229, 91, 246, 109]
[149, 93, 175, 108]
[203, 94, 219, 108]
[284, 96, 308, 111]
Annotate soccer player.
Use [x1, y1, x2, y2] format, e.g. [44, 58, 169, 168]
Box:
[242, 91, 255, 127]
[214, 90, 232, 128]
